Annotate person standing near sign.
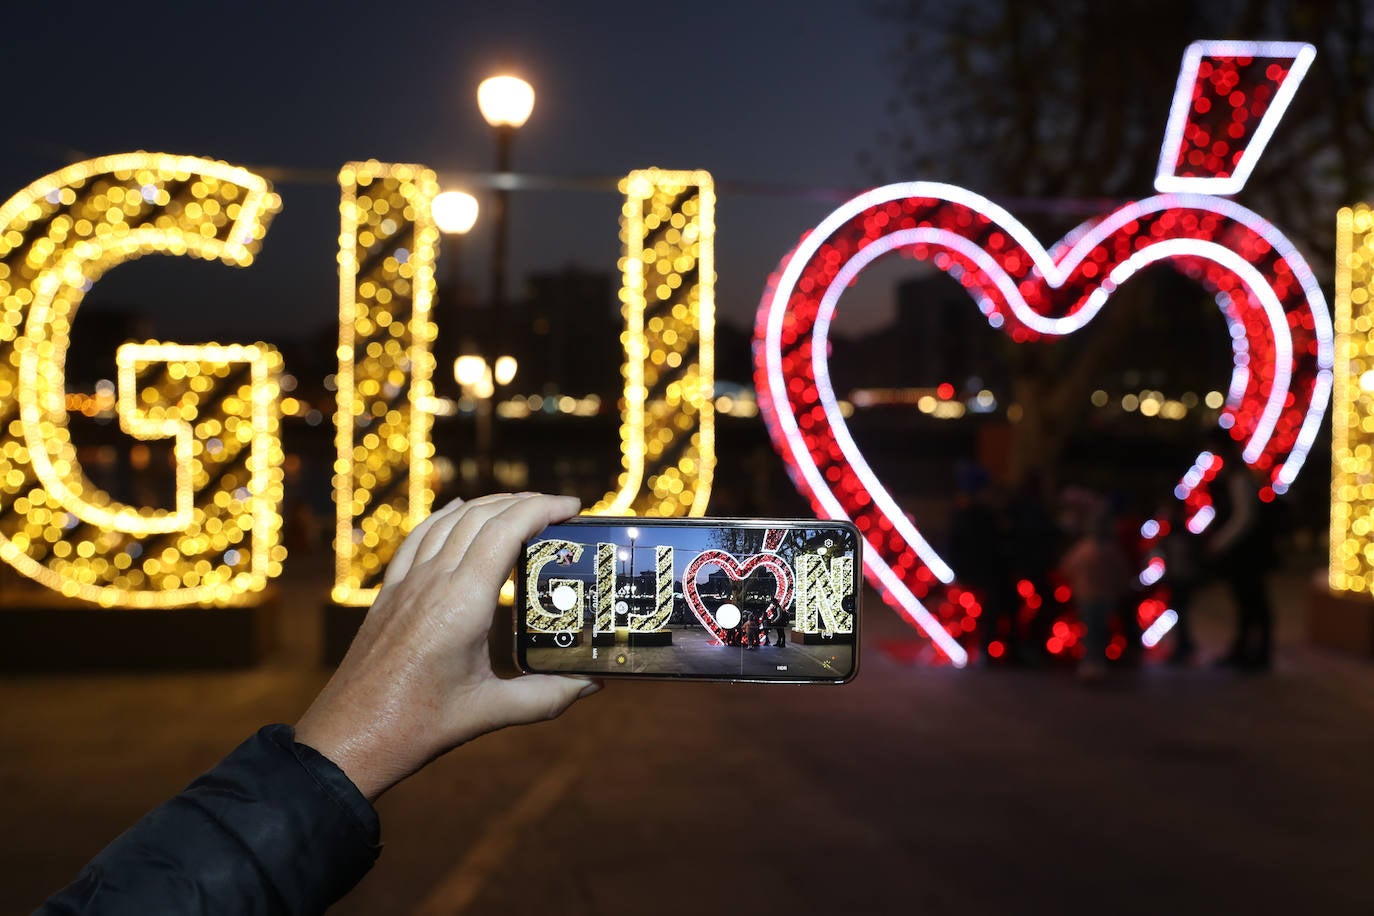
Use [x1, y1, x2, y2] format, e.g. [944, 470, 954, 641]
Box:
[767, 597, 787, 647]
[1058, 487, 1131, 682]
[947, 463, 1018, 664]
[1206, 431, 1278, 671]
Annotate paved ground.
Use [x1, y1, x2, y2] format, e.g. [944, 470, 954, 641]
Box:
[3, 558, 1373, 915]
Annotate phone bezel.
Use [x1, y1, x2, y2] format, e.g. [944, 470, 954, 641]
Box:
[513, 515, 861, 685]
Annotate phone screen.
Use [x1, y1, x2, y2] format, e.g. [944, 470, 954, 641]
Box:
[515, 517, 860, 683]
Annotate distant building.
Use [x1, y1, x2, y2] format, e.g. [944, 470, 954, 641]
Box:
[827, 270, 1008, 393]
[891, 271, 1006, 391]
[515, 266, 622, 395]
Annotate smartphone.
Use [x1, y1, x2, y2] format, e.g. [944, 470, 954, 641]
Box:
[515, 516, 860, 683]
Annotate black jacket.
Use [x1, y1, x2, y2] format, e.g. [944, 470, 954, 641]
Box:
[37, 725, 381, 915]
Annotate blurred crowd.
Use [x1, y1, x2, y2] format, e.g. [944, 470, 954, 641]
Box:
[947, 429, 1281, 680]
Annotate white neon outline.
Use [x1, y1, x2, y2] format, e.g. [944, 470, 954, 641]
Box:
[1187, 504, 1217, 534]
[1174, 451, 1217, 501]
[1218, 293, 1252, 412]
[1141, 609, 1180, 648]
[819, 230, 1290, 462]
[761, 181, 1330, 662]
[774, 183, 1328, 466]
[1154, 40, 1316, 194]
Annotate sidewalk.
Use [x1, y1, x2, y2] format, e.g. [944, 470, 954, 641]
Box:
[3, 561, 1371, 915]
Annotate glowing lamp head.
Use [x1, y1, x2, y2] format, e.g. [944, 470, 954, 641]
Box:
[627, 527, 639, 541]
[453, 354, 487, 387]
[493, 354, 518, 386]
[477, 75, 535, 129]
[432, 190, 478, 234]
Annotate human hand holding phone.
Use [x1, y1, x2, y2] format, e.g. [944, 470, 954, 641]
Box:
[296, 493, 602, 801]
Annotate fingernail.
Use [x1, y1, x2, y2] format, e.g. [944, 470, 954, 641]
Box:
[577, 680, 602, 698]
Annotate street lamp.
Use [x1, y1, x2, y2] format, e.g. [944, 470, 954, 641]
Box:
[433, 190, 479, 235]
[432, 190, 479, 404]
[476, 74, 534, 316]
[477, 75, 535, 128]
[453, 354, 487, 388]
[452, 355, 494, 491]
[493, 354, 518, 387]
[451, 351, 517, 492]
[472, 74, 533, 495]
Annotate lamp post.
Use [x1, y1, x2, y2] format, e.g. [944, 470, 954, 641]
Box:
[453, 354, 494, 493]
[433, 189, 479, 235]
[625, 526, 642, 619]
[476, 75, 534, 317]
[626, 526, 639, 602]
[617, 547, 631, 622]
[475, 74, 533, 494]
[431, 190, 478, 402]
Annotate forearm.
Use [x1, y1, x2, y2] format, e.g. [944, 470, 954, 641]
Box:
[38, 493, 599, 916]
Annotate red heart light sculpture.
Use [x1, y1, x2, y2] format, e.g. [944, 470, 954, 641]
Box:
[752, 184, 1331, 666]
[752, 40, 1330, 666]
[682, 549, 794, 645]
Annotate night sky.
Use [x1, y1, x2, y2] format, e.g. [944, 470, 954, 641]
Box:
[0, 0, 907, 344]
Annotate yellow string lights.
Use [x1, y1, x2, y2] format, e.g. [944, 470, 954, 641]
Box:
[794, 554, 855, 636]
[0, 156, 715, 609]
[523, 538, 584, 633]
[0, 151, 1362, 621]
[332, 161, 439, 606]
[1330, 204, 1374, 593]
[0, 153, 284, 607]
[593, 168, 715, 517]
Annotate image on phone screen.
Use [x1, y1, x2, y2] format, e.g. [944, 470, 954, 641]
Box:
[516, 518, 859, 683]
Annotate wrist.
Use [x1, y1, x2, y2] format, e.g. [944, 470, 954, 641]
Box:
[295, 717, 404, 802]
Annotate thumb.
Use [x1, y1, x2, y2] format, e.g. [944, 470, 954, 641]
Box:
[489, 675, 602, 726]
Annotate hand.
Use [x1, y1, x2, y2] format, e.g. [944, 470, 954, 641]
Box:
[295, 493, 601, 801]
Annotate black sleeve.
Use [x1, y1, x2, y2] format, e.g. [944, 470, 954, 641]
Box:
[36, 725, 381, 916]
